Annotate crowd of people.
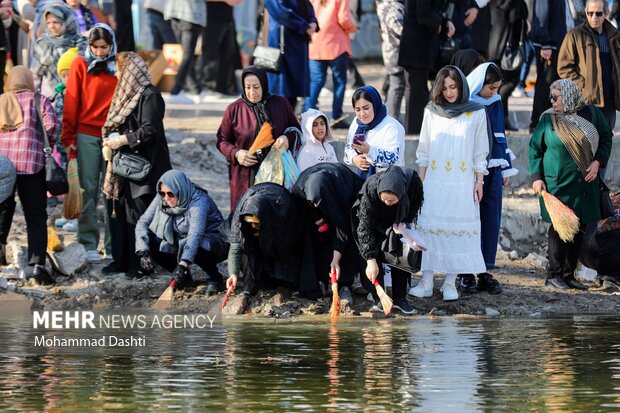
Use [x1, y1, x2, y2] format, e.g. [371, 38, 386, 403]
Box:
[0, 0, 618, 312]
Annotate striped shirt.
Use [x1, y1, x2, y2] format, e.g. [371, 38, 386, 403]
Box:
[0, 92, 59, 174]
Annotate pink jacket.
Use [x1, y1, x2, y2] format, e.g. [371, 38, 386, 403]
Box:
[308, 0, 356, 61]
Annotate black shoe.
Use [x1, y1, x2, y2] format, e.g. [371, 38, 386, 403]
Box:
[125, 268, 149, 279]
[206, 283, 224, 297]
[505, 119, 518, 131]
[101, 261, 128, 274]
[330, 115, 351, 129]
[477, 272, 503, 294]
[545, 277, 569, 290]
[602, 276, 620, 290]
[392, 298, 417, 315]
[563, 276, 588, 291]
[458, 274, 478, 293]
[34, 268, 55, 286]
[0, 244, 6, 266]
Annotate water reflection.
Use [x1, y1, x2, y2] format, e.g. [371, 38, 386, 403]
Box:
[2, 316, 620, 411]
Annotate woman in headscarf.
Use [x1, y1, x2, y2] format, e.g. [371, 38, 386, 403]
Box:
[135, 170, 228, 293]
[223, 182, 304, 296]
[410, 65, 489, 302]
[31, 3, 86, 97]
[352, 165, 424, 315]
[216, 66, 301, 211]
[292, 163, 364, 301]
[450, 49, 485, 76]
[343, 85, 405, 180]
[0, 66, 60, 285]
[61, 23, 117, 264]
[529, 79, 613, 290]
[99, 51, 172, 279]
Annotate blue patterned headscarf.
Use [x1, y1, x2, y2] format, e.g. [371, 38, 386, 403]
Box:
[84, 23, 117, 75]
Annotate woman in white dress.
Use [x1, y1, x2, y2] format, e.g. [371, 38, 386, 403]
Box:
[410, 65, 489, 302]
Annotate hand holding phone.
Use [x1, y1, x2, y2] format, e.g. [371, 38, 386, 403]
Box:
[352, 134, 365, 145]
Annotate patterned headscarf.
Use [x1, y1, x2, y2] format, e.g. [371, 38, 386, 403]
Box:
[547, 79, 599, 178]
[84, 23, 117, 75]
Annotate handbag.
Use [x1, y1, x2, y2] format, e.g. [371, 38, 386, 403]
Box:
[251, 10, 285, 73]
[501, 21, 525, 71]
[600, 174, 615, 219]
[380, 227, 422, 273]
[439, 37, 461, 67]
[112, 151, 152, 181]
[34, 94, 68, 196]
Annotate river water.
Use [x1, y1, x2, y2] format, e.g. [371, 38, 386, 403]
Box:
[2, 315, 620, 412]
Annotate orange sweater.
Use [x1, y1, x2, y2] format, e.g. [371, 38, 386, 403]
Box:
[61, 57, 117, 148]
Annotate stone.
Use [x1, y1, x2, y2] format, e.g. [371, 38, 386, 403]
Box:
[575, 262, 597, 282]
[272, 293, 285, 306]
[523, 253, 549, 269]
[221, 293, 248, 315]
[485, 307, 501, 317]
[509, 250, 519, 260]
[50, 242, 88, 276]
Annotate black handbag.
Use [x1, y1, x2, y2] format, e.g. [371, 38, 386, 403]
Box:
[112, 152, 152, 181]
[34, 94, 68, 196]
[600, 174, 615, 219]
[251, 10, 284, 73]
[501, 21, 525, 71]
[380, 227, 422, 273]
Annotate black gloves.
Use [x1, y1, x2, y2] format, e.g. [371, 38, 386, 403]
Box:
[137, 250, 155, 274]
[172, 264, 193, 290]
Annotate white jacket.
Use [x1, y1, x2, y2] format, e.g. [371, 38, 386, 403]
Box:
[297, 109, 338, 172]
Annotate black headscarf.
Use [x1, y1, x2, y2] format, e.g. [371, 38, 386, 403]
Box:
[293, 163, 364, 234]
[241, 66, 272, 137]
[450, 49, 484, 76]
[375, 166, 417, 225]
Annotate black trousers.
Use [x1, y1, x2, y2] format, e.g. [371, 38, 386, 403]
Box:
[530, 48, 559, 130]
[600, 98, 617, 131]
[147, 234, 225, 285]
[108, 189, 153, 273]
[170, 19, 202, 95]
[0, 170, 47, 265]
[495, 64, 519, 123]
[114, 0, 135, 51]
[360, 258, 409, 302]
[200, 18, 241, 95]
[547, 223, 586, 279]
[404, 67, 430, 135]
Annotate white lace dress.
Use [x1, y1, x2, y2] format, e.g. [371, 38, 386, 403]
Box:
[415, 108, 489, 274]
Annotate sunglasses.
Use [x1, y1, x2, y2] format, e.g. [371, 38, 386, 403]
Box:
[586, 11, 604, 17]
[158, 191, 176, 198]
[549, 94, 561, 102]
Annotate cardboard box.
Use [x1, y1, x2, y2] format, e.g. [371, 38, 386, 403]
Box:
[158, 73, 176, 93]
[138, 50, 166, 87]
[162, 43, 183, 72]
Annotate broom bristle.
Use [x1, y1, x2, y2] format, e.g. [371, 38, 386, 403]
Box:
[541, 191, 580, 242]
[152, 281, 175, 310]
[373, 280, 393, 316]
[63, 159, 83, 220]
[330, 283, 341, 319]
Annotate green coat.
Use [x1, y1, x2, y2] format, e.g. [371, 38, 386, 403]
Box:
[528, 106, 613, 224]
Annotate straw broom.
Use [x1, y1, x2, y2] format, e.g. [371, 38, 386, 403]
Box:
[372, 279, 393, 316]
[329, 270, 340, 320]
[540, 190, 580, 242]
[152, 279, 176, 310]
[63, 159, 83, 219]
[221, 285, 234, 309]
[247, 122, 274, 155]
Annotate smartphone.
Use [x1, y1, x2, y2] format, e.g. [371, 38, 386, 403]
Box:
[352, 134, 365, 145]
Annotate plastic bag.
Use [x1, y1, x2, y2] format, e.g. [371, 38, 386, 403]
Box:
[281, 150, 300, 191]
[255, 147, 284, 186]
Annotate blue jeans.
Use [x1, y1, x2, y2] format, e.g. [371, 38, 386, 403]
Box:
[304, 52, 349, 119]
[146, 9, 176, 50]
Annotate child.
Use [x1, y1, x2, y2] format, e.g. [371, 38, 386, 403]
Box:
[464, 62, 518, 294]
[297, 109, 338, 172]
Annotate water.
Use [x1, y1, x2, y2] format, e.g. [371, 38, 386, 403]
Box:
[2, 315, 620, 412]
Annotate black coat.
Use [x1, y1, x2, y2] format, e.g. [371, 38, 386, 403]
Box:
[117, 85, 172, 199]
[488, 0, 528, 61]
[398, 0, 444, 70]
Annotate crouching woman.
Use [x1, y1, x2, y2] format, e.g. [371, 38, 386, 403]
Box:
[135, 170, 228, 294]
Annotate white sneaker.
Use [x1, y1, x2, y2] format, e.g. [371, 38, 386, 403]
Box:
[165, 92, 195, 104]
[409, 279, 433, 298]
[511, 86, 525, 98]
[86, 250, 101, 263]
[187, 91, 206, 104]
[441, 283, 459, 301]
[63, 220, 77, 232]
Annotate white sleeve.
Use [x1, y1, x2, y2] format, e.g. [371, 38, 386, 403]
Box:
[366, 123, 403, 167]
[416, 110, 431, 167]
[473, 111, 490, 174]
[343, 126, 357, 165]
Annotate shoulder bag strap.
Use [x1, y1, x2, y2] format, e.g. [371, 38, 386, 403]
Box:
[279, 23, 285, 53]
[33, 93, 52, 155]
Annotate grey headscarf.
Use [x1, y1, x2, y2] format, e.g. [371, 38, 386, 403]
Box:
[426, 65, 485, 119]
[149, 170, 195, 245]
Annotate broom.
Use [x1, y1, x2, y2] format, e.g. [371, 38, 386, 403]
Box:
[540, 190, 580, 242]
[63, 159, 83, 219]
[221, 285, 234, 308]
[373, 279, 393, 316]
[247, 122, 275, 155]
[329, 269, 340, 319]
[152, 279, 176, 310]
